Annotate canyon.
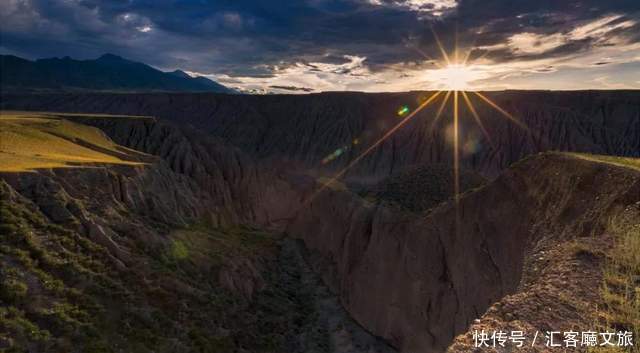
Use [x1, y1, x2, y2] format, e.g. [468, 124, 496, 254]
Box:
[0, 91, 639, 352]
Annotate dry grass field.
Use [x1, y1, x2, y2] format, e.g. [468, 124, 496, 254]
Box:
[0, 111, 146, 172]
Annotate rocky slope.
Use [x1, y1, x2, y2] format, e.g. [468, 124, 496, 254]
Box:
[2, 91, 639, 178]
[57, 114, 305, 229]
[0, 113, 395, 352]
[1, 105, 638, 353]
[0, 113, 272, 351]
[286, 152, 640, 352]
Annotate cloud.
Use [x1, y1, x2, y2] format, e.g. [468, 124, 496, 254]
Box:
[568, 15, 635, 41]
[365, 0, 458, 16]
[1, 0, 639, 91]
[269, 85, 315, 92]
[507, 32, 566, 55]
[476, 14, 639, 63]
[206, 55, 375, 92]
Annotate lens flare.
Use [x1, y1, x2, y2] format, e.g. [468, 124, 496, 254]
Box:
[473, 91, 528, 130]
[461, 91, 492, 145]
[304, 28, 531, 231]
[453, 90, 460, 203]
[397, 105, 410, 116]
[306, 91, 443, 203]
[429, 90, 452, 133]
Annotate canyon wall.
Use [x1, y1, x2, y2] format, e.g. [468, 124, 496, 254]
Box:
[2, 91, 639, 178]
[286, 153, 640, 352]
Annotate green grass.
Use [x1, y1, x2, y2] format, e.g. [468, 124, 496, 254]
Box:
[0, 184, 113, 351]
[166, 223, 280, 269]
[0, 111, 145, 172]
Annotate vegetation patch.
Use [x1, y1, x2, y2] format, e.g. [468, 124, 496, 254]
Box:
[0, 183, 293, 352]
[0, 111, 144, 172]
[165, 223, 280, 270]
[592, 216, 640, 353]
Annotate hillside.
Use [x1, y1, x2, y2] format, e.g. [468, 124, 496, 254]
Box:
[287, 152, 640, 352]
[0, 54, 235, 94]
[0, 112, 393, 353]
[0, 110, 638, 353]
[1, 91, 637, 178]
[0, 112, 150, 172]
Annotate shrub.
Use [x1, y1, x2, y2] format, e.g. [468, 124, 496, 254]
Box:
[0, 278, 28, 302]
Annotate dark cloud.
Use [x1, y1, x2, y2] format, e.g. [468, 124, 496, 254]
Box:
[269, 85, 315, 92]
[1, 0, 639, 82]
[451, 1, 640, 63]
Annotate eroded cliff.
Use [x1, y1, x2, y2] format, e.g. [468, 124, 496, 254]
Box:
[286, 153, 640, 352]
[2, 91, 639, 178]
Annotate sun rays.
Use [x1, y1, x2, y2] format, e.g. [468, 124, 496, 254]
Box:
[309, 28, 530, 214]
[307, 90, 444, 202]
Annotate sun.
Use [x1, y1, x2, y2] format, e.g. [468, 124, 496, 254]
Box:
[441, 64, 473, 90]
[312, 28, 528, 212]
[428, 64, 480, 91]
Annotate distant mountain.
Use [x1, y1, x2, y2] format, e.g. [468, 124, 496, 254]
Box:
[168, 69, 192, 79]
[168, 69, 231, 91]
[0, 54, 236, 93]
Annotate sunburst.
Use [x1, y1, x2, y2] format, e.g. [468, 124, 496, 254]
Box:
[310, 28, 529, 211]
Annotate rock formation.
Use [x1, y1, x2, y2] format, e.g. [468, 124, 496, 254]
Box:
[286, 153, 640, 352]
[2, 91, 639, 179]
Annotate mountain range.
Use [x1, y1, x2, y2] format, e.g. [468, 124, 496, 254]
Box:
[0, 53, 235, 93]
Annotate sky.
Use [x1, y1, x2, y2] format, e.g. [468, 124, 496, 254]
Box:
[1, 0, 640, 93]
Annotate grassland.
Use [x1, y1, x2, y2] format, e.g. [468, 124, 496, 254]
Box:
[591, 217, 640, 353]
[0, 111, 145, 172]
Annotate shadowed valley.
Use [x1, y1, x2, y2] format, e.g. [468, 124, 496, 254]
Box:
[0, 90, 639, 353]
